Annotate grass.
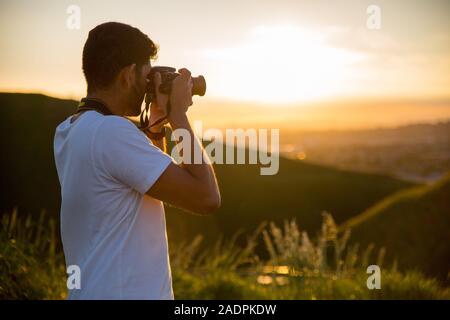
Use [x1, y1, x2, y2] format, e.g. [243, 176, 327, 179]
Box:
[0, 210, 66, 299]
[1, 210, 448, 300]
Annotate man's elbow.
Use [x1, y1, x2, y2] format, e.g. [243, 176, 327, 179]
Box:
[199, 191, 221, 215]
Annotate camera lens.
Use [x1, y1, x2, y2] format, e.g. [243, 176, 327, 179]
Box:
[192, 75, 206, 96]
[147, 66, 207, 100]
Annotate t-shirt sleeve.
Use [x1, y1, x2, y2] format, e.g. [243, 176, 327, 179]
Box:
[95, 116, 173, 194]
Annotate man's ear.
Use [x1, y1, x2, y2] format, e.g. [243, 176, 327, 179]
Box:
[119, 64, 137, 89]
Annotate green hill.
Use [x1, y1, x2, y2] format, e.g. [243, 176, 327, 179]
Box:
[0, 92, 414, 245]
[0, 93, 77, 221]
[166, 156, 415, 245]
[341, 174, 450, 281]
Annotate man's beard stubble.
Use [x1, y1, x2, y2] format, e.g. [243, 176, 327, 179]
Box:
[128, 82, 146, 116]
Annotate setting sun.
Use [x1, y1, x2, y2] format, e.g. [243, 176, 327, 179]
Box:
[202, 25, 364, 103]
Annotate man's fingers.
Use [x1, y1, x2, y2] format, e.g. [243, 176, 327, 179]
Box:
[175, 68, 193, 91]
[178, 68, 191, 79]
[152, 72, 169, 112]
[153, 72, 162, 86]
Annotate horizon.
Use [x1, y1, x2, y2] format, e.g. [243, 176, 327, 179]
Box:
[2, 90, 449, 131]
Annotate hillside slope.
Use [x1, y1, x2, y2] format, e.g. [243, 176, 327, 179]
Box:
[341, 174, 450, 281]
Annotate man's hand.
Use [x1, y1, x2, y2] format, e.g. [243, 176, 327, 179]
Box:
[148, 68, 193, 130]
[167, 68, 193, 126]
[148, 71, 169, 132]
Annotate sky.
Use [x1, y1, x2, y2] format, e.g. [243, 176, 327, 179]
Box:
[0, 0, 449, 128]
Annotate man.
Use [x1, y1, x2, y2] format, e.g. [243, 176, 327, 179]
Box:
[53, 22, 221, 299]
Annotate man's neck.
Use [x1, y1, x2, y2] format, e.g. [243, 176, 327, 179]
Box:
[86, 90, 127, 116]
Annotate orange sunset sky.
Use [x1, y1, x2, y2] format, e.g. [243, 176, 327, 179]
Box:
[0, 0, 449, 129]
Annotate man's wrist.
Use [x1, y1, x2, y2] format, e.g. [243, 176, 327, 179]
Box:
[169, 113, 189, 129]
[145, 125, 166, 140]
[149, 123, 165, 133]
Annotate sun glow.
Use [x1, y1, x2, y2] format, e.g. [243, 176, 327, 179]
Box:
[203, 25, 365, 103]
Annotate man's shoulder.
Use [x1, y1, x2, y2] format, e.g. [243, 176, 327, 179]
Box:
[99, 115, 138, 131]
[95, 115, 145, 145]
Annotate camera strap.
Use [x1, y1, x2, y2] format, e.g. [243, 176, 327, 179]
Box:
[138, 99, 171, 131]
[70, 97, 113, 123]
[71, 97, 169, 131]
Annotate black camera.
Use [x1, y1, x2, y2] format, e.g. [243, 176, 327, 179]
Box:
[145, 66, 206, 104]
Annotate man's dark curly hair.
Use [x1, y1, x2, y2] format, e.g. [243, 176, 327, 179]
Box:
[82, 22, 158, 93]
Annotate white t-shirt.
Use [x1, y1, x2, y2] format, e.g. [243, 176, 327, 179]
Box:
[54, 110, 174, 300]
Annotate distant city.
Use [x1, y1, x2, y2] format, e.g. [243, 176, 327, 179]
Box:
[280, 121, 450, 183]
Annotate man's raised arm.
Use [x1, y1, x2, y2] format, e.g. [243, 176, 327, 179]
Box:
[146, 68, 221, 215]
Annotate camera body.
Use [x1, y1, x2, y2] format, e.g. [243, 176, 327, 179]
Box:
[145, 66, 206, 104]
